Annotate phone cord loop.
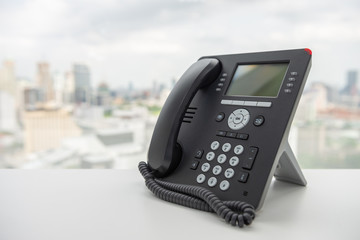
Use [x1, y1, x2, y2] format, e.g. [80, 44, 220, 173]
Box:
[139, 161, 255, 228]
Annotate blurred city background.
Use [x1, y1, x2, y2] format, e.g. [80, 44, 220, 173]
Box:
[0, 0, 359, 169]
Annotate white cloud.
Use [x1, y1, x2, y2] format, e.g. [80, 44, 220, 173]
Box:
[0, 0, 359, 88]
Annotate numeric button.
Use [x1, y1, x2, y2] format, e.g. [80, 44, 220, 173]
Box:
[206, 152, 215, 161]
[196, 174, 206, 184]
[222, 143, 231, 152]
[229, 156, 239, 166]
[217, 154, 227, 164]
[210, 141, 220, 150]
[201, 163, 210, 172]
[224, 168, 235, 179]
[220, 180, 230, 191]
[208, 177, 217, 187]
[234, 145, 244, 155]
[212, 165, 222, 175]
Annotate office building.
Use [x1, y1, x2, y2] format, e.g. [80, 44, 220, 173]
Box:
[37, 62, 54, 102]
[0, 91, 18, 132]
[73, 64, 91, 103]
[23, 109, 82, 153]
[0, 60, 17, 96]
[341, 71, 358, 96]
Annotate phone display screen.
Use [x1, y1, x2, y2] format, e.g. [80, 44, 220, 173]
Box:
[225, 63, 289, 97]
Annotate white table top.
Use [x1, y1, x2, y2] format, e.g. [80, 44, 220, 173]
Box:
[0, 169, 359, 240]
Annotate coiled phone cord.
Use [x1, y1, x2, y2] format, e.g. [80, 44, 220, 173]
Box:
[138, 161, 256, 228]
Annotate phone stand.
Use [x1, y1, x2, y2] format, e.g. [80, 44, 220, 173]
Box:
[274, 140, 307, 186]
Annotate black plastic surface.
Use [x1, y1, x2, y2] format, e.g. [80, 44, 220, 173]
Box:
[147, 58, 221, 177]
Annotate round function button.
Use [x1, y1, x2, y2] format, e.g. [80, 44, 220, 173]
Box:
[253, 115, 265, 126]
[212, 165, 222, 175]
[201, 163, 210, 172]
[224, 168, 235, 179]
[206, 152, 215, 161]
[210, 141, 220, 150]
[208, 177, 217, 187]
[229, 156, 240, 167]
[234, 145, 244, 155]
[196, 174, 206, 184]
[215, 112, 225, 122]
[220, 180, 230, 191]
[227, 109, 250, 130]
[217, 154, 227, 164]
[222, 143, 231, 152]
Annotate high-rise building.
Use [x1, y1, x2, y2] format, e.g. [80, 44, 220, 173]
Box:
[0, 60, 17, 96]
[341, 70, 358, 96]
[37, 62, 54, 102]
[73, 64, 91, 103]
[0, 91, 18, 132]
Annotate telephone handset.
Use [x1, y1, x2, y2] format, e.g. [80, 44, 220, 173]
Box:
[139, 49, 312, 228]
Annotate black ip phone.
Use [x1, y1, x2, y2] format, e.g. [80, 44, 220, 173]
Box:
[139, 48, 312, 227]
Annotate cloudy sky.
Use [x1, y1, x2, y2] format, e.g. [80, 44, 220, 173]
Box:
[0, 0, 359, 89]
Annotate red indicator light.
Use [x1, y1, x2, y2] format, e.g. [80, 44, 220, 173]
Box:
[304, 48, 312, 55]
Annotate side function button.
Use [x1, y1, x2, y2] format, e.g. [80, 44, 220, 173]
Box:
[221, 99, 232, 105]
[190, 160, 199, 170]
[257, 101, 272, 107]
[236, 133, 249, 140]
[216, 130, 227, 137]
[284, 89, 292, 93]
[215, 112, 225, 122]
[210, 141, 220, 150]
[220, 180, 230, 191]
[206, 152, 215, 161]
[208, 177, 217, 187]
[225, 132, 237, 138]
[212, 165, 222, 175]
[201, 163, 210, 172]
[244, 101, 257, 106]
[217, 154, 227, 164]
[197, 174, 206, 184]
[238, 172, 249, 183]
[222, 143, 231, 152]
[234, 145, 244, 155]
[253, 115, 265, 127]
[229, 156, 239, 167]
[288, 77, 296, 82]
[290, 71, 298, 76]
[242, 147, 258, 170]
[194, 149, 204, 159]
[224, 168, 235, 179]
[286, 83, 294, 88]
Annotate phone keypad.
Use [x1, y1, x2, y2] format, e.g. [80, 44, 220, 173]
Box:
[196, 140, 256, 192]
